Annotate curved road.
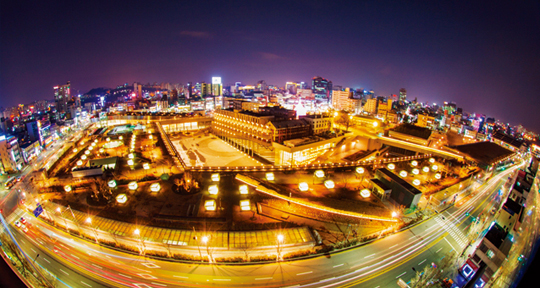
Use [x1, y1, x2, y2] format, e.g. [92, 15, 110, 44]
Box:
[0, 161, 521, 287]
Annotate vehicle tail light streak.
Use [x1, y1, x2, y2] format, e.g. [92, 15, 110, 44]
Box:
[299, 167, 517, 288]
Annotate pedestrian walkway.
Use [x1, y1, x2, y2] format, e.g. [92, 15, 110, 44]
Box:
[434, 215, 468, 249]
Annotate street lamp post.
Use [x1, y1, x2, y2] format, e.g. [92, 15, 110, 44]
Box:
[277, 234, 284, 262]
[86, 217, 99, 244]
[133, 228, 145, 255]
[202, 236, 211, 263]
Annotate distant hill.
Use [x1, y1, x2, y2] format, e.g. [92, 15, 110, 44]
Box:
[84, 87, 111, 96]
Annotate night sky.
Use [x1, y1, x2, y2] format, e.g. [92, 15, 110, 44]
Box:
[1, 0, 540, 131]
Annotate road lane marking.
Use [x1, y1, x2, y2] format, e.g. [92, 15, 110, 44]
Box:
[43, 258, 50, 263]
[173, 275, 188, 279]
[396, 272, 407, 279]
[70, 254, 80, 259]
[81, 281, 92, 287]
[31, 248, 36, 253]
[256, 277, 273, 280]
[151, 282, 167, 287]
[436, 247, 443, 253]
[91, 264, 102, 269]
[141, 262, 161, 269]
[118, 273, 132, 278]
[418, 259, 427, 265]
[364, 253, 376, 258]
[333, 264, 344, 268]
[60, 269, 69, 275]
[214, 279, 231, 281]
[444, 237, 458, 252]
[137, 274, 157, 280]
[389, 244, 398, 249]
[297, 271, 313, 275]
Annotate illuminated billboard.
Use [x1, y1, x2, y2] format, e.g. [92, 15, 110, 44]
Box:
[212, 77, 222, 84]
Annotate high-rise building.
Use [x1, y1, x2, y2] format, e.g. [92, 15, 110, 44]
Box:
[256, 80, 267, 91]
[331, 89, 353, 111]
[54, 81, 71, 113]
[399, 88, 407, 104]
[212, 77, 223, 96]
[312, 76, 332, 100]
[363, 98, 378, 114]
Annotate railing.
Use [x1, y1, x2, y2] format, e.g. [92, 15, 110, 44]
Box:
[186, 154, 434, 173]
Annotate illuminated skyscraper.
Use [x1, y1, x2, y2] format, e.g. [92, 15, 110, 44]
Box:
[399, 88, 407, 104]
[212, 77, 222, 96]
[54, 81, 71, 112]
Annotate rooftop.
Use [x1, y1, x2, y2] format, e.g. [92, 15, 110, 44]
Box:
[392, 123, 432, 140]
[449, 141, 514, 165]
[493, 131, 524, 148]
[377, 168, 422, 195]
[270, 119, 309, 129]
[485, 224, 509, 250]
[502, 198, 522, 216]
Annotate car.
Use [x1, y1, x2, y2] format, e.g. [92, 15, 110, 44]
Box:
[21, 224, 28, 233]
[15, 221, 21, 228]
[20, 217, 27, 224]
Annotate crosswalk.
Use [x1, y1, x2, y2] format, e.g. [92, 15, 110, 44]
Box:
[434, 215, 468, 249]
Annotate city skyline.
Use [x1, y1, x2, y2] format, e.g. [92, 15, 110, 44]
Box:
[1, 1, 540, 132]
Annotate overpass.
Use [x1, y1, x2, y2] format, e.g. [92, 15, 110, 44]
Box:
[379, 135, 465, 161]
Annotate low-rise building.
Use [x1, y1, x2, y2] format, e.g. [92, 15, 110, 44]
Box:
[300, 114, 333, 135]
[272, 135, 346, 166]
[416, 114, 436, 129]
[268, 120, 310, 143]
[375, 168, 422, 209]
[20, 141, 41, 163]
[470, 223, 513, 283]
[388, 123, 433, 146]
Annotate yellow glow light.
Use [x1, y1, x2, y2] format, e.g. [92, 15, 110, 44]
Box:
[360, 189, 371, 198]
[299, 182, 309, 192]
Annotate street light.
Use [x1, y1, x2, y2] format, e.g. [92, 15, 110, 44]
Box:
[277, 234, 284, 261]
[202, 236, 211, 262]
[133, 228, 145, 255]
[360, 189, 371, 198]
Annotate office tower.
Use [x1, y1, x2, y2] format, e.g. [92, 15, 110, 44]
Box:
[54, 81, 71, 112]
[399, 88, 407, 104]
[212, 77, 223, 96]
